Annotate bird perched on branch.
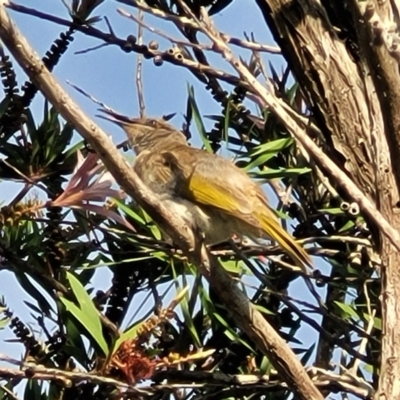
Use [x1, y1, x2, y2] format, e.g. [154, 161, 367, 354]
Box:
[100, 111, 312, 273]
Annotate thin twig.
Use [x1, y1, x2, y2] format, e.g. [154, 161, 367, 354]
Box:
[5, 2, 243, 87]
[0, 355, 374, 399]
[136, 8, 145, 116]
[0, 159, 52, 196]
[118, 8, 208, 51]
[116, 0, 281, 54]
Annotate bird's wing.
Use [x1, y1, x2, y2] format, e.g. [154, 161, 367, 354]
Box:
[165, 148, 312, 271]
[166, 148, 260, 220]
[135, 151, 173, 191]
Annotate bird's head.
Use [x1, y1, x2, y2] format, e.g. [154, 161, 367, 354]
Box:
[98, 110, 187, 154]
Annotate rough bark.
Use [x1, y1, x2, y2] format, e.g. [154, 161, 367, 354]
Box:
[255, 0, 400, 397]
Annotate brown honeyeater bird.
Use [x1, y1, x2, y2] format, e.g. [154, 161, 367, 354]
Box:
[101, 111, 312, 273]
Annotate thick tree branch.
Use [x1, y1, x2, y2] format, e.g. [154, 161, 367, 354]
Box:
[355, 0, 400, 191]
[251, 0, 400, 397]
[348, 2, 400, 397]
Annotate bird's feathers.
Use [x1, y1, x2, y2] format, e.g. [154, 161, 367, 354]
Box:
[165, 147, 312, 272]
[106, 114, 312, 272]
[255, 208, 312, 270]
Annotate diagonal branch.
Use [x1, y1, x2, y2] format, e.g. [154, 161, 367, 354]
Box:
[0, 4, 322, 400]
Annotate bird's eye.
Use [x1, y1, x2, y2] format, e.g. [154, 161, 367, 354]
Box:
[149, 119, 157, 126]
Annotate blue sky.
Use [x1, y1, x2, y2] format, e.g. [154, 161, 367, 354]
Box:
[11, 0, 280, 132]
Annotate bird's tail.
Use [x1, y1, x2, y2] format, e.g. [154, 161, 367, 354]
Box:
[257, 210, 312, 273]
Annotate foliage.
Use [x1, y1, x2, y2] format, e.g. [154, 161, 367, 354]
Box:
[0, 0, 383, 399]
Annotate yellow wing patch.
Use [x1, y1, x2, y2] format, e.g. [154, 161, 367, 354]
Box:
[188, 173, 244, 215]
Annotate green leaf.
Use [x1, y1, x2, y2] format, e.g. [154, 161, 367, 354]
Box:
[338, 220, 355, 232]
[251, 138, 294, 157]
[259, 355, 272, 375]
[0, 97, 10, 119]
[187, 84, 213, 153]
[286, 82, 299, 105]
[60, 272, 108, 356]
[223, 100, 231, 144]
[24, 301, 45, 316]
[63, 139, 84, 159]
[318, 208, 346, 216]
[219, 259, 248, 275]
[300, 343, 315, 364]
[64, 316, 91, 367]
[334, 301, 359, 321]
[362, 313, 381, 330]
[176, 278, 201, 348]
[213, 313, 254, 352]
[16, 274, 54, 317]
[113, 198, 146, 225]
[23, 379, 42, 400]
[253, 304, 275, 315]
[209, 0, 234, 15]
[0, 314, 10, 330]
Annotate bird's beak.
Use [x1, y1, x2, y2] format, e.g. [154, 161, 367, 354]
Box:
[96, 109, 139, 126]
[97, 110, 147, 149]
